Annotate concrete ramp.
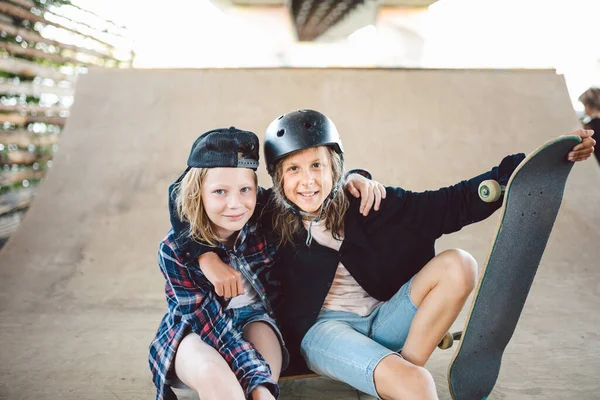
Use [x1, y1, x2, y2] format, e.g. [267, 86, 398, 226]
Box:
[1, 68, 598, 400]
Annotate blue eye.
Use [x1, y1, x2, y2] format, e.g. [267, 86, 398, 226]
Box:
[214, 189, 225, 195]
[241, 187, 251, 193]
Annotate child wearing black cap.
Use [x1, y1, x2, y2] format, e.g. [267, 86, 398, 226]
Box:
[148, 127, 285, 400]
[148, 127, 382, 400]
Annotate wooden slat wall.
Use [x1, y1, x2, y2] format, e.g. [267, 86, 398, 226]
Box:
[0, 0, 134, 243]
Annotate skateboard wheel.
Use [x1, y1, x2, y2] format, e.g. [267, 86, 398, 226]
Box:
[438, 331, 454, 349]
[478, 180, 502, 203]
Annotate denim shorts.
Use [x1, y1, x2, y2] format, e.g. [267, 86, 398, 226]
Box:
[169, 302, 289, 390]
[230, 302, 290, 370]
[300, 278, 418, 398]
[170, 302, 290, 390]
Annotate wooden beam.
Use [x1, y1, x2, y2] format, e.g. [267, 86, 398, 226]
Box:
[0, 113, 26, 125]
[0, 104, 67, 115]
[1, 149, 36, 164]
[0, 113, 67, 126]
[0, 149, 52, 165]
[0, 80, 74, 97]
[0, 130, 60, 147]
[66, 2, 127, 31]
[0, 56, 72, 81]
[45, 9, 126, 39]
[6, 0, 34, 9]
[0, 40, 84, 66]
[0, 20, 116, 62]
[9, 0, 131, 40]
[0, 168, 46, 186]
[0, 2, 116, 51]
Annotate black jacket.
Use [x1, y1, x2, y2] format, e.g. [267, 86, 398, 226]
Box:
[584, 118, 600, 166]
[170, 153, 525, 375]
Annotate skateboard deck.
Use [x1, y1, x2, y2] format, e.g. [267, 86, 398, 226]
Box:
[448, 135, 581, 400]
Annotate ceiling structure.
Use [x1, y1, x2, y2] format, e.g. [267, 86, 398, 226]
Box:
[213, 0, 439, 41]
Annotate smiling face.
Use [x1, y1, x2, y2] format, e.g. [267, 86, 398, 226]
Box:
[281, 146, 333, 215]
[201, 167, 257, 240]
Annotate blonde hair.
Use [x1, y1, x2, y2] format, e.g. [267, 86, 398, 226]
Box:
[174, 168, 257, 247]
[579, 87, 600, 115]
[271, 146, 349, 247]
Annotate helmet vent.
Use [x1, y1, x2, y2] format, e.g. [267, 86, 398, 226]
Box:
[277, 129, 285, 137]
[304, 122, 312, 129]
[277, 115, 284, 120]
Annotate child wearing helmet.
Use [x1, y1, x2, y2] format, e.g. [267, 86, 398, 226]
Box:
[172, 112, 594, 399]
[150, 126, 384, 400]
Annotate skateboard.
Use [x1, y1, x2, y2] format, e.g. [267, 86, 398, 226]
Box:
[447, 135, 581, 400]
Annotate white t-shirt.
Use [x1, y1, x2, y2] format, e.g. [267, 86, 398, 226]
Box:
[303, 220, 381, 316]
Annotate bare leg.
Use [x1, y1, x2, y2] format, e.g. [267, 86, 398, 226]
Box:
[243, 321, 282, 400]
[401, 249, 478, 366]
[370, 249, 476, 399]
[374, 354, 438, 400]
[243, 321, 283, 380]
[174, 333, 245, 400]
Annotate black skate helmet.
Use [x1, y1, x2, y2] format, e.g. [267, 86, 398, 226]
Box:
[264, 109, 344, 175]
[264, 110, 347, 246]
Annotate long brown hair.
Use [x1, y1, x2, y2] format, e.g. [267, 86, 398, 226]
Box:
[271, 146, 349, 247]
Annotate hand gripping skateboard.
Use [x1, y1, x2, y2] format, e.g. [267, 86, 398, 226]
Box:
[447, 135, 581, 400]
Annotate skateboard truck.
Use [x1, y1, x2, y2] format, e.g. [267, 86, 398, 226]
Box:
[438, 331, 463, 350]
[478, 180, 506, 203]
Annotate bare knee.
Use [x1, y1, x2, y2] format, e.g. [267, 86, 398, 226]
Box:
[374, 355, 437, 400]
[174, 334, 245, 399]
[191, 361, 232, 388]
[439, 249, 478, 295]
[243, 322, 283, 379]
[179, 360, 244, 399]
[402, 365, 436, 399]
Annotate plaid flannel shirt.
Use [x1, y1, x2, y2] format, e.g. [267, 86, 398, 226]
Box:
[148, 221, 280, 400]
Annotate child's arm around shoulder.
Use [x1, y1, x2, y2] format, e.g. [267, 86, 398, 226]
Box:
[198, 252, 245, 299]
[345, 169, 387, 216]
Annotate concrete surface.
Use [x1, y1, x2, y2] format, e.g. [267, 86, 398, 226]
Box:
[0, 68, 599, 400]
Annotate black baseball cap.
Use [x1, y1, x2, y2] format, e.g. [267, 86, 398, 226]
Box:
[187, 126, 260, 170]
